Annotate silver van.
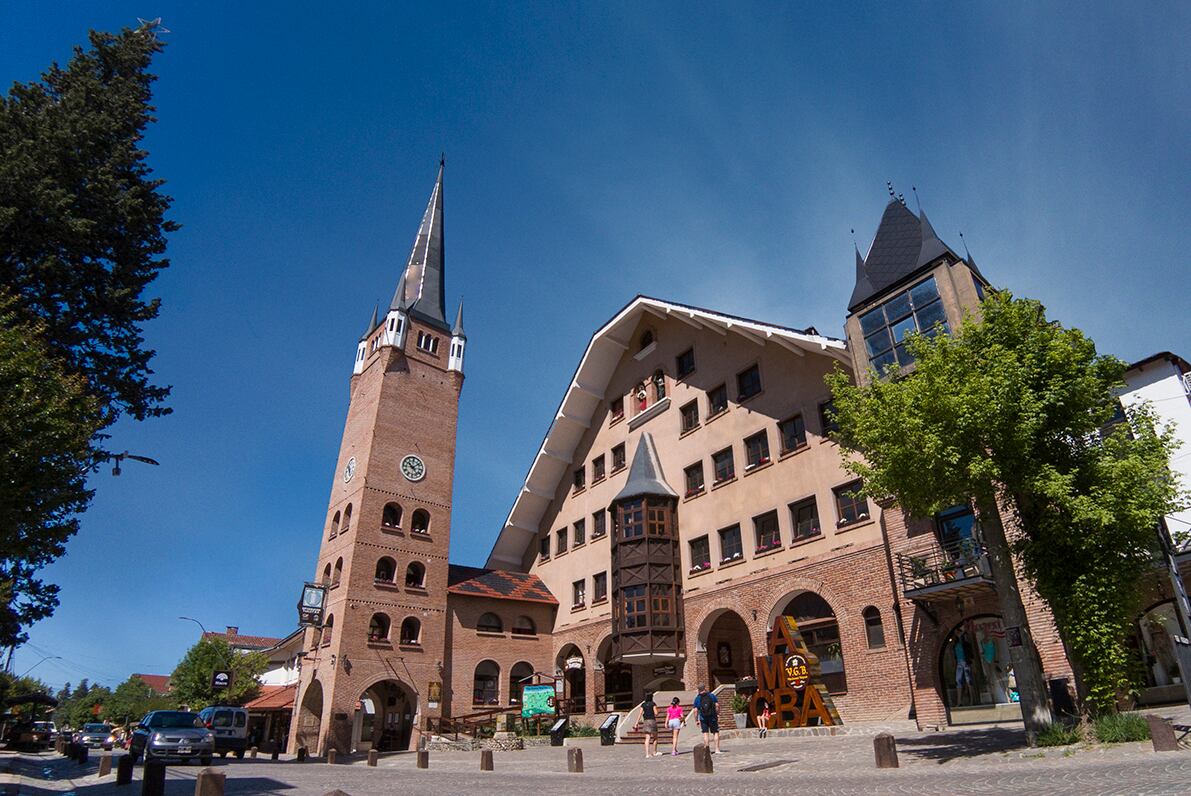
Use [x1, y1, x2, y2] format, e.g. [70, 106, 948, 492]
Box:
[197, 706, 249, 757]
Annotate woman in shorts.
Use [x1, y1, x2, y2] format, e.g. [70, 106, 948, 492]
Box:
[640, 693, 659, 758]
[665, 697, 685, 756]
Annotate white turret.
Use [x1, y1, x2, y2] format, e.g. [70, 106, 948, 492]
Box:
[353, 304, 377, 375]
[448, 299, 466, 373]
[384, 272, 410, 349]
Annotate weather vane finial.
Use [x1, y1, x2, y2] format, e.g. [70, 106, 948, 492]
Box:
[136, 18, 170, 40]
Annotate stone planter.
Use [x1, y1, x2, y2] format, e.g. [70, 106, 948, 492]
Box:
[733, 712, 749, 729]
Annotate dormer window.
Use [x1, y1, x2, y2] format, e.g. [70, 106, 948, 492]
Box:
[416, 331, 440, 355]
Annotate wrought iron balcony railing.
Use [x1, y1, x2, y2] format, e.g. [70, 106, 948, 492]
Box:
[895, 538, 994, 600]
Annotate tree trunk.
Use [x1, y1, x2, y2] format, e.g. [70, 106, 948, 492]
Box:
[975, 496, 1054, 744]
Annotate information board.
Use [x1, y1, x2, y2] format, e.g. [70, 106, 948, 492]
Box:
[521, 684, 556, 718]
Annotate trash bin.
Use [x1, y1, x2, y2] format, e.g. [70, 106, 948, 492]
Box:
[549, 717, 568, 747]
[599, 714, 618, 746]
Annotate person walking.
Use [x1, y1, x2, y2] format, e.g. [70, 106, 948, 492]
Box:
[641, 692, 659, 758]
[665, 697, 684, 756]
[693, 685, 722, 754]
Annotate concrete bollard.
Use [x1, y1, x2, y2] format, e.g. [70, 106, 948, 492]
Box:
[479, 749, 493, 771]
[1146, 715, 1179, 752]
[327, 748, 337, 765]
[116, 754, 134, 785]
[99, 753, 113, 777]
[142, 759, 167, 796]
[296, 746, 308, 762]
[194, 767, 226, 796]
[567, 747, 584, 773]
[367, 749, 378, 767]
[693, 743, 713, 774]
[249, 746, 258, 759]
[416, 750, 429, 769]
[874, 732, 899, 768]
[322, 791, 352, 796]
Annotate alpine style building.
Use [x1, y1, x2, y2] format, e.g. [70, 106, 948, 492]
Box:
[291, 168, 1189, 754]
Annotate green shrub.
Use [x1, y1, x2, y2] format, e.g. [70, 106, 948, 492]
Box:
[731, 693, 750, 713]
[567, 722, 600, 737]
[1036, 721, 1081, 747]
[1093, 712, 1150, 744]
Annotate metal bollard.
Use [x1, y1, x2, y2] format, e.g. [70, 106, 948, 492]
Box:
[479, 749, 493, 770]
[116, 754, 134, 785]
[416, 750, 429, 769]
[194, 767, 226, 796]
[874, 732, 899, 768]
[141, 758, 167, 796]
[367, 749, 378, 767]
[567, 747, 584, 773]
[327, 748, 337, 765]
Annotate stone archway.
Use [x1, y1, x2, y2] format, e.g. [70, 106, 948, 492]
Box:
[296, 679, 324, 752]
[769, 590, 847, 694]
[556, 644, 586, 714]
[700, 609, 754, 687]
[352, 678, 417, 752]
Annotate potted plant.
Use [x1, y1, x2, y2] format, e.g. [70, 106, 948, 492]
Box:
[731, 692, 750, 730]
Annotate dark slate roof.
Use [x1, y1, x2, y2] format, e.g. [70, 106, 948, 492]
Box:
[360, 303, 378, 340]
[612, 433, 678, 502]
[394, 162, 448, 328]
[452, 299, 466, 338]
[849, 199, 960, 312]
[447, 565, 558, 605]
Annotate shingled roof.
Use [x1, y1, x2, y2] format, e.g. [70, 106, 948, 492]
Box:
[447, 565, 558, 605]
[244, 684, 296, 712]
[613, 433, 677, 502]
[135, 674, 172, 694]
[849, 199, 963, 312]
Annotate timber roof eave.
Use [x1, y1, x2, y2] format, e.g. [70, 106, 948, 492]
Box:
[483, 295, 851, 571]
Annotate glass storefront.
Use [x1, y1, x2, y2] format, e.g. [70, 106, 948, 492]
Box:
[941, 616, 1017, 719]
[1138, 602, 1183, 688]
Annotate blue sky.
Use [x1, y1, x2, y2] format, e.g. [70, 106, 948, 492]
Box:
[2, 2, 1187, 689]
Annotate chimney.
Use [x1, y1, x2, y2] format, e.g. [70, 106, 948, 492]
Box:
[226, 626, 238, 637]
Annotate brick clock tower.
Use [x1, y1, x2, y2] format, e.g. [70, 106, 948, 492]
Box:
[293, 161, 467, 755]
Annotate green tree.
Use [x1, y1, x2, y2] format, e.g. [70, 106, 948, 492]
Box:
[827, 291, 1185, 733]
[0, 22, 175, 645]
[55, 682, 113, 728]
[170, 637, 266, 711]
[0, 294, 99, 647]
[103, 675, 173, 725]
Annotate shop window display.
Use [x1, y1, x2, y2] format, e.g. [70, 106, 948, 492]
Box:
[1137, 602, 1182, 689]
[941, 616, 1017, 718]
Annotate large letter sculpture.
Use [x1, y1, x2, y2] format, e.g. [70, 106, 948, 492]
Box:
[748, 615, 842, 729]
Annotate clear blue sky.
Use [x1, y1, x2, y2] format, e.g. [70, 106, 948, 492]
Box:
[3, 2, 1187, 689]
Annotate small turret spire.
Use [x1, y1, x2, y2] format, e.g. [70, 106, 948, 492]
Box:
[452, 298, 466, 338]
[361, 303, 378, 340]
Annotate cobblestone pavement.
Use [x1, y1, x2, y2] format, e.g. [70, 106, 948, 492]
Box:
[6, 722, 1191, 796]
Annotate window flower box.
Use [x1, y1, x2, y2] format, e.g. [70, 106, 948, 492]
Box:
[689, 560, 711, 574]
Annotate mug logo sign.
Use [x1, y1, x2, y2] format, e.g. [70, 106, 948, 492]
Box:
[212, 670, 232, 690]
[783, 654, 809, 690]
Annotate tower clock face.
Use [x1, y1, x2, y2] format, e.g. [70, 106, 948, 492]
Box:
[401, 455, 426, 482]
[343, 456, 357, 483]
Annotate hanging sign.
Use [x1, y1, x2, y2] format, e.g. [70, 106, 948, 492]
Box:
[748, 615, 842, 730]
[297, 582, 327, 627]
[428, 681, 441, 710]
[565, 656, 584, 671]
[211, 670, 232, 690]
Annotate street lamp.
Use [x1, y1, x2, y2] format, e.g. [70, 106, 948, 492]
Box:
[18, 655, 61, 678]
[179, 616, 208, 635]
[111, 451, 160, 477]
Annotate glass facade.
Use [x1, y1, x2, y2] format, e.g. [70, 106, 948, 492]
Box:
[858, 275, 948, 371]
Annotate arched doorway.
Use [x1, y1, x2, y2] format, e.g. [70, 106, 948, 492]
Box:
[557, 645, 586, 714]
[509, 661, 534, 706]
[473, 660, 501, 707]
[598, 636, 634, 710]
[939, 615, 1016, 723]
[296, 679, 323, 751]
[352, 679, 415, 752]
[770, 591, 846, 694]
[700, 609, 754, 687]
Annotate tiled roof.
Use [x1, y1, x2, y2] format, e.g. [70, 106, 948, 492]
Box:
[135, 674, 171, 694]
[244, 684, 296, 711]
[849, 199, 961, 312]
[202, 631, 283, 651]
[447, 565, 558, 605]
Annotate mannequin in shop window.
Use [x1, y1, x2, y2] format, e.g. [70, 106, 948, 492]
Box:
[953, 624, 978, 706]
[976, 626, 1008, 703]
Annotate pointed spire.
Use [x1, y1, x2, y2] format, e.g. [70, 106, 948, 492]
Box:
[389, 270, 409, 311]
[613, 433, 677, 503]
[848, 242, 875, 311]
[361, 303, 379, 340]
[452, 298, 466, 338]
[394, 161, 447, 327]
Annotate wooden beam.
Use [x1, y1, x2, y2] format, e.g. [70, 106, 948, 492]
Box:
[768, 334, 806, 357]
[666, 308, 702, 329]
[726, 322, 765, 346]
[540, 448, 570, 463]
[572, 381, 603, 398]
[603, 336, 630, 350]
[556, 411, 591, 429]
[523, 484, 554, 500]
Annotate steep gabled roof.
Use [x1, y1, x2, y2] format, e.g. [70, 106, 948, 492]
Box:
[849, 199, 960, 312]
[447, 565, 558, 604]
[396, 162, 448, 329]
[483, 295, 849, 570]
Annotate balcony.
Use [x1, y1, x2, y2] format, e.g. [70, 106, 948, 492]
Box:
[896, 538, 994, 602]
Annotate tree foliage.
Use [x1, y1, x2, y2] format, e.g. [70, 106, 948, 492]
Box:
[103, 675, 174, 725]
[0, 293, 99, 646]
[51, 679, 115, 728]
[827, 291, 1186, 714]
[169, 637, 266, 711]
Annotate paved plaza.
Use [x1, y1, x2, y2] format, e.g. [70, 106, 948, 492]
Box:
[6, 723, 1191, 796]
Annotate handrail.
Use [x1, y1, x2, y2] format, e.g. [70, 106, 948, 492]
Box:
[896, 537, 990, 592]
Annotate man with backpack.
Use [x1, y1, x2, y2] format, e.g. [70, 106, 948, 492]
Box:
[692, 685, 721, 754]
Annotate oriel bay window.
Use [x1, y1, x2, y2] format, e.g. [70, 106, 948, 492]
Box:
[858, 274, 948, 371]
[620, 499, 645, 539]
[651, 584, 675, 626]
[623, 584, 648, 628]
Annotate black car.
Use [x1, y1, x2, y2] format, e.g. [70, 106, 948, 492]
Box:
[129, 711, 215, 765]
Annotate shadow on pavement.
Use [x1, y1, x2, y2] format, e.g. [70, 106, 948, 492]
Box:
[4, 752, 296, 795]
[895, 727, 1027, 763]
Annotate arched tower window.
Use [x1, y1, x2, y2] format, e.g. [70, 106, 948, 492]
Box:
[411, 509, 430, 534]
[399, 617, 421, 645]
[368, 613, 391, 642]
[342, 504, 353, 534]
[321, 614, 334, 646]
[382, 503, 403, 529]
[321, 563, 331, 585]
[863, 606, 886, 649]
[329, 511, 341, 539]
[405, 561, 426, 589]
[473, 660, 501, 706]
[332, 557, 343, 587]
[374, 557, 395, 583]
[477, 613, 503, 633]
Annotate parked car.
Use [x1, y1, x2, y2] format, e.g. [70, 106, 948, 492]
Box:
[129, 711, 214, 765]
[197, 706, 249, 758]
[74, 722, 113, 750]
[32, 721, 57, 742]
